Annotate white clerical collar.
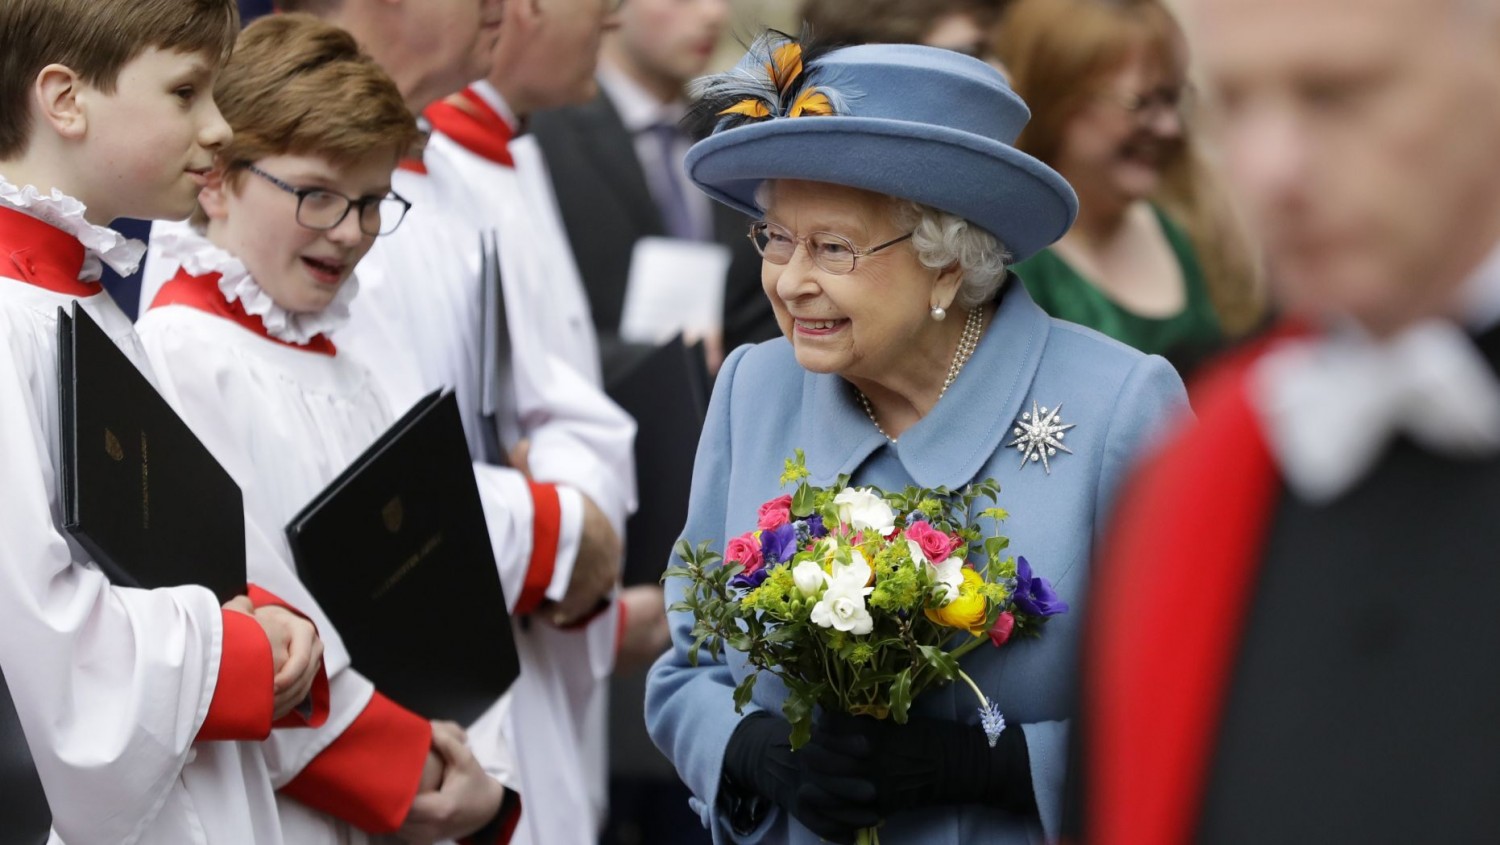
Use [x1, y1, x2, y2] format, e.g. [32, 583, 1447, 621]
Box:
[0, 173, 144, 279]
[468, 81, 520, 131]
[1456, 239, 1500, 334]
[597, 60, 688, 134]
[155, 226, 359, 346]
[1253, 237, 1500, 502]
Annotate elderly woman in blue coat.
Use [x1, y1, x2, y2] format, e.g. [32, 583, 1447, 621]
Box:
[645, 35, 1188, 844]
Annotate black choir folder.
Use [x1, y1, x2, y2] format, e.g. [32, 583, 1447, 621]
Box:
[605, 335, 711, 586]
[0, 665, 50, 845]
[57, 303, 246, 604]
[286, 390, 520, 725]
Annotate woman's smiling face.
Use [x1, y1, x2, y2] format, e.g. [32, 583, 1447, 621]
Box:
[760, 180, 955, 385]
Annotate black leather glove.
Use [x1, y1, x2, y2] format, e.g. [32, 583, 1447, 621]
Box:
[806, 711, 1036, 816]
[721, 712, 881, 844]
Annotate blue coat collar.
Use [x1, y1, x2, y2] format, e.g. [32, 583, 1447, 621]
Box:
[799, 278, 1052, 489]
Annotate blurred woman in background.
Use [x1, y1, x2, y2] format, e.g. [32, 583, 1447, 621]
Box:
[995, 0, 1263, 377]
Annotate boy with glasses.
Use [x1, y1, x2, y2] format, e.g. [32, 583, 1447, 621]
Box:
[137, 15, 520, 845]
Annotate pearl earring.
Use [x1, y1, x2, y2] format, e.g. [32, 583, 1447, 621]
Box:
[930, 305, 947, 321]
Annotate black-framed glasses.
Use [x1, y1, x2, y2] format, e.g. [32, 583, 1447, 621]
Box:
[245, 163, 412, 237]
[748, 221, 914, 275]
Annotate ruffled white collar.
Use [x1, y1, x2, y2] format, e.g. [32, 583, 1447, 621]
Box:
[154, 227, 360, 346]
[0, 174, 145, 279]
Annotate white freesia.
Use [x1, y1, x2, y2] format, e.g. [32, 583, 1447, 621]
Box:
[810, 550, 875, 634]
[833, 488, 897, 536]
[792, 560, 829, 598]
[928, 556, 965, 607]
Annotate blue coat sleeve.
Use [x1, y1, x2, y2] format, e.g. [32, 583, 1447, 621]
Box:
[644, 344, 781, 843]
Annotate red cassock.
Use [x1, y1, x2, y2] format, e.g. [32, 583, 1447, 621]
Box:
[1081, 339, 1284, 845]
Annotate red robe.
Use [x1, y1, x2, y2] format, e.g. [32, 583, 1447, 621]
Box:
[1081, 338, 1286, 845]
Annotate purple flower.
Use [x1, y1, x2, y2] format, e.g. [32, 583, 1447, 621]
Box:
[760, 522, 799, 564]
[729, 566, 770, 590]
[1013, 556, 1069, 618]
[806, 514, 827, 539]
[794, 514, 828, 547]
[979, 702, 1006, 748]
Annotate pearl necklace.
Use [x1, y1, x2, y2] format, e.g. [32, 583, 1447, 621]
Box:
[857, 306, 985, 443]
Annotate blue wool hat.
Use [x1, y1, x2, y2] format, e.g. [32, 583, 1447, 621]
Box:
[685, 36, 1078, 263]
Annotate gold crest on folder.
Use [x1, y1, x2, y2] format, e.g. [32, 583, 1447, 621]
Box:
[382, 496, 403, 534]
[104, 428, 124, 462]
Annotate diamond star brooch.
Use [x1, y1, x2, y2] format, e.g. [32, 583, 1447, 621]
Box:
[1007, 400, 1076, 473]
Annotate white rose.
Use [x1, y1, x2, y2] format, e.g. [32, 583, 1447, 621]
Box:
[830, 549, 873, 589]
[833, 488, 896, 536]
[792, 560, 829, 597]
[929, 557, 965, 606]
[809, 579, 875, 635]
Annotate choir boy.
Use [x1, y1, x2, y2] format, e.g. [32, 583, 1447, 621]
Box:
[137, 15, 518, 844]
[0, 1, 328, 841]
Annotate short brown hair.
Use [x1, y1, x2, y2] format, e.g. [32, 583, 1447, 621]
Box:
[212, 14, 418, 188]
[802, 0, 1003, 46]
[0, 0, 238, 158]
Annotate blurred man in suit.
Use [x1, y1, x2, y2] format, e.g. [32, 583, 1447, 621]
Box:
[529, 0, 777, 376]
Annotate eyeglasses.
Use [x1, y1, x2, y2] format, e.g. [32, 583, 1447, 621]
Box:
[245, 164, 412, 237]
[748, 221, 914, 275]
[1100, 83, 1194, 123]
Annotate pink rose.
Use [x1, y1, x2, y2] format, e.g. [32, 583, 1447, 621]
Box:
[988, 612, 1015, 648]
[725, 533, 764, 572]
[905, 521, 961, 563]
[757, 495, 793, 531]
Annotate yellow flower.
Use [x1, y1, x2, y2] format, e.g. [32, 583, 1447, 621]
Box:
[925, 568, 988, 636]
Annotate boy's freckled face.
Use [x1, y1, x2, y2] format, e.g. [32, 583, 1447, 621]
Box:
[84, 47, 231, 223]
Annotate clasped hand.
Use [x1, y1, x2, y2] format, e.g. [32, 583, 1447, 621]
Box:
[223, 596, 323, 721]
[398, 721, 506, 844]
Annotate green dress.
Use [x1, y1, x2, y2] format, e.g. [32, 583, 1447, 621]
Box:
[1014, 206, 1224, 375]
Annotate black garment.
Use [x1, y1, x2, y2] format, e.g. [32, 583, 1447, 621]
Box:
[1198, 325, 1500, 843]
[528, 92, 777, 361]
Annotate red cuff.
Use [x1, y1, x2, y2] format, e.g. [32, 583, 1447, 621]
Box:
[246, 584, 331, 728]
[197, 609, 275, 741]
[461, 790, 523, 845]
[517, 482, 562, 615]
[614, 596, 629, 660]
[281, 692, 433, 834]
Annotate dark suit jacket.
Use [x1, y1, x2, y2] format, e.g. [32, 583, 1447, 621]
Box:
[529, 92, 778, 366]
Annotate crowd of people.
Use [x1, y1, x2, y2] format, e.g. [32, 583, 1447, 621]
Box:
[1, 0, 1494, 842]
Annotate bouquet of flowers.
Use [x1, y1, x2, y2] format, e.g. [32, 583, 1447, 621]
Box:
[668, 451, 1070, 757]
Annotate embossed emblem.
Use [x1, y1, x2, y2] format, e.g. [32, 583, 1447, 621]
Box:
[104, 428, 124, 462]
[382, 496, 404, 534]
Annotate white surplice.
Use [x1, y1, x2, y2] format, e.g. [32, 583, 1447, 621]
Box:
[333, 87, 638, 844]
[0, 185, 290, 845]
[137, 229, 519, 844]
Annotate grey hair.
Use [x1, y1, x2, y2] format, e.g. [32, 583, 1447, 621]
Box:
[753, 180, 1011, 311]
[889, 200, 1011, 311]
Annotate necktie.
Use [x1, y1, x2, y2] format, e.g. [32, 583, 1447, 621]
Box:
[646, 122, 698, 241]
[1252, 319, 1500, 502]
